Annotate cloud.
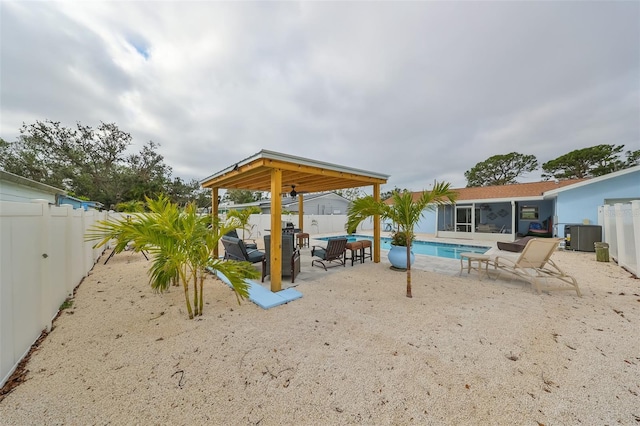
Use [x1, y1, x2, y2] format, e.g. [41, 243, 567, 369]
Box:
[1, 1, 638, 191]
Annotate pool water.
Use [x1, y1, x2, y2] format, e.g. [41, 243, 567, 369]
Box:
[316, 235, 490, 260]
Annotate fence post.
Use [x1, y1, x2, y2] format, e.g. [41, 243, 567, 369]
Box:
[632, 201, 640, 277]
[597, 205, 605, 241]
[64, 205, 75, 296]
[34, 200, 53, 332]
[614, 203, 629, 267]
[80, 208, 88, 277]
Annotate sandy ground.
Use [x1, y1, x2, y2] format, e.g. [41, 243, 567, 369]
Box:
[0, 244, 639, 425]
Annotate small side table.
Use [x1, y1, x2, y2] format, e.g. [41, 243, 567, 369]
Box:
[296, 232, 310, 248]
[459, 253, 491, 279]
[359, 240, 372, 263]
[345, 241, 364, 266]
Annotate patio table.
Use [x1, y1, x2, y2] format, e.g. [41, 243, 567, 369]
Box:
[459, 252, 491, 279]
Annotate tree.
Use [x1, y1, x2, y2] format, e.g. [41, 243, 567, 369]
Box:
[335, 188, 365, 201]
[380, 187, 409, 201]
[625, 149, 639, 168]
[0, 120, 195, 207]
[346, 183, 458, 298]
[541, 144, 629, 180]
[120, 141, 172, 202]
[0, 121, 81, 188]
[465, 153, 538, 187]
[86, 195, 258, 319]
[165, 177, 203, 207]
[0, 120, 171, 206]
[114, 200, 146, 212]
[191, 186, 213, 209]
[72, 121, 134, 205]
[224, 189, 260, 204]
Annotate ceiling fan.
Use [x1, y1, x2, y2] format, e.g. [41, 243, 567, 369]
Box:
[287, 184, 309, 198]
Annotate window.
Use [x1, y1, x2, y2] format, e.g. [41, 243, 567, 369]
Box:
[520, 206, 539, 220]
[456, 206, 472, 232]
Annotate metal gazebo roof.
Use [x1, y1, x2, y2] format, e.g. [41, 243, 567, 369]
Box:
[200, 150, 389, 193]
[200, 150, 389, 292]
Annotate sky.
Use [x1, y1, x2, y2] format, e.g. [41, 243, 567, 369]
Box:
[1, 1, 638, 192]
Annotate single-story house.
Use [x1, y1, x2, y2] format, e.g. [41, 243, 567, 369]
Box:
[0, 170, 66, 204]
[415, 165, 640, 242]
[58, 195, 104, 211]
[1, 170, 103, 210]
[220, 192, 351, 215]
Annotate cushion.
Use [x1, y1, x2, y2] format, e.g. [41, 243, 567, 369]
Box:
[313, 247, 327, 259]
[246, 249, 265, 263]
[497, 236, 535, 253]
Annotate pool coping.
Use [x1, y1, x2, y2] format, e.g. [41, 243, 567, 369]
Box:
[314, 234, 493, 257]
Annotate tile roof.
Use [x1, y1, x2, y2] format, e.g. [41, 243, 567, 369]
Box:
[408, 179, 587, 202]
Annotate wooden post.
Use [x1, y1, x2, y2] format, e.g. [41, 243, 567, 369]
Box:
[298, 193, 304, 232]
[212, 188, 219, 259]
[373, 183, 381, 263]
[270, 169, 283, 291]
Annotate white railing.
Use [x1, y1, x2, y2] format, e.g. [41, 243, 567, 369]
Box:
[0, 200, 108, 388]
[599, 201, 640, 277]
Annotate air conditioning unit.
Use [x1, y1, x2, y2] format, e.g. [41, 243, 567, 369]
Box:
[564, 224, 602, 252]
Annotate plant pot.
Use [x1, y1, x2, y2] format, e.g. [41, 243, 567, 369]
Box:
[388, 244, 415, 269]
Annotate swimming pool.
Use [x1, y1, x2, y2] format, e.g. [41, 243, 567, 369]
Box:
[315, 235, 490, 260]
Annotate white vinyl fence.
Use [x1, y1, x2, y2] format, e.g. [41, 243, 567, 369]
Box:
[3, 199, 634, 389]
[0, 208, 368, 388]
[599, 200, 640, 277]
[1, 200, 107, 388]
[242, 213, 358, 239]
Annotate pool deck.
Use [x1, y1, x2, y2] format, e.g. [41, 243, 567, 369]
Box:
[251, 232, 499, 292]
[316, 232, 497, 276]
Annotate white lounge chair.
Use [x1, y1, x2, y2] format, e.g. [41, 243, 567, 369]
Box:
[491, 238, 581, 296]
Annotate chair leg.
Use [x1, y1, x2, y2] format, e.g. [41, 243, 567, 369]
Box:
[346, 248, 357, 266]
[570, 277, 581, 297]
[359, 241, 372, 263]
[312, 259, 328, 271]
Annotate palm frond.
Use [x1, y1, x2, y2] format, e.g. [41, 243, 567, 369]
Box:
[346, 181, 458, 297]
[346, 196, 390, 233]
[84, 194, 260, 319]
[208, 258, 255, 302]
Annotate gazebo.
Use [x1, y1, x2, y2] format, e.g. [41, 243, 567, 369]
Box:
[200, 150, 389, 291]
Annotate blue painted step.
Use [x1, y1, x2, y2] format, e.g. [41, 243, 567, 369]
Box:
[213, 270, 302, 309]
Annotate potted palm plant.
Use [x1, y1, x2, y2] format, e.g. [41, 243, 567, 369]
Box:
[388, 230, 415, 269]
[346, 182, 457, 298]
